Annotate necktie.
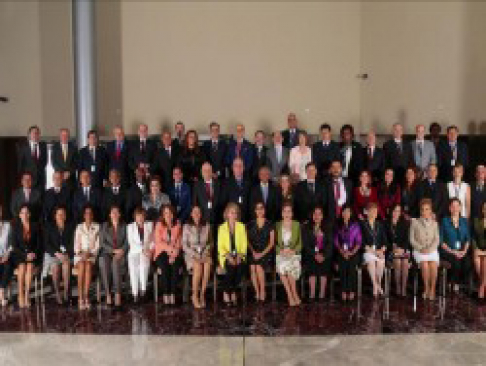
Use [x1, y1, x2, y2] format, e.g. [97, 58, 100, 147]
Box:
[309, 182, 315, 194]
[90, 147, 95, 160]
[55, 188, 60, 194]
[236, 179, 242, 189]
[236, 142, 242, 157]
[114, 187, 119, 195]
[417, 142, 423, 159]
[166, 147, 171, 157]
[262, 184, 268, 204]
[368, 147, 373, 160]
[334, 180, 341, 216]
[205, 182, 212, 201]
[141, 140, 146, 153]
[212, 141, 218, 152]
[176, 184, 181, 200]
[25, 189, 30, 202]
[277, 147, 281, 164]
[62, 144, 67, 162]
[84, 187, 90, 201]
[115, 142, 122, 159]
[32, 143, 38, 160]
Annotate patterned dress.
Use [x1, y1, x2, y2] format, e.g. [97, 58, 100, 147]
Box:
[247, 220, 274, 268]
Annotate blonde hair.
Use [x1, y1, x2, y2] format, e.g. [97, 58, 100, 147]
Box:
[223, 202, 241, 222]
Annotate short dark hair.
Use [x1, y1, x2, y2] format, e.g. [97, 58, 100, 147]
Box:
[447, 125, 458, 133]
[320, 123, 331, 132]
[186, 205, 207, 227]
[429, 122, 441, 133]
[340, 124, 354, 136]
[87, 129, 98, 138]
[209, 121, 220, 129]
[28, 125, 40, 135]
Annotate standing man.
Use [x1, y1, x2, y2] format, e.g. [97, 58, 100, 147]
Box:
[267, 131, 289, 182]
[362, 131, 385, 185]
[17, 125, 48, 189]
[226, 124, 254, 179]
[172, 121, 186, 151]
[78, 130, 108, 188]
[193, 162, 223, 226]
[324, 160, 353, 224]
[282, 112, 304, 149]
[129, 123, 157, 175]
[411, 124, 437, 176]
[437, 125, 469, 182]
[250, 166, 279, 222]
[51, 128, 78, 187]
[106, 126, 131, 186]
[153, 131, 179, 190]
[42, 171, 72, 224]
[251, 130, 270, 183]
[168, 166, 192, 224]
[222, 158, 252, 223]
[383, 123, 413, 185]
[471, 165, 486, 221]
[312, 123, 340, 181]
[202, 122, 227, 180]
[10, 172, 42, 222]
[339, 124, 363, 186]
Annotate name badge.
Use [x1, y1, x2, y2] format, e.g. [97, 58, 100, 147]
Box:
[456, 241, 461, 250]
[238, 196, 243, 204]
[315, 246, 320, 253]
[451, 159, 456, 166]
[343, 243, 349, 251]
[231, 250, 237, 257]
[91, 165, 96, 172]
[208, 201, 212, 209]
[60, 246, 66, 253]
[372, 245, 376, 251]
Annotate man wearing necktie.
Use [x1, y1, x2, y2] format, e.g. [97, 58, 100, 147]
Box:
[102, 169, 127, 221]
[42, 171, 72, 224]
[417, 164, 448, 220]
[282, 112, 304, 149]
[411, 124, 437, 176]
[52, 128, 78, 187]
[107, 126, 131, 186]
[250, 166, 278, 221]
[325, 160, 351, 224]
[203, 122, 228, 180]
[383, 123, 413, 185]
[339, 124, 363, 186]
[10, 172, 42, 222]
[311, 123, 340, 181]
[129, 123, 156, 175]
[18, 125, 47, 189]
[73, 170, 102, 222]
[78, 130, 108, 188]
[222, 158, 251, 222]
[437, 125, 469, 182]
[471, 165, 486, 220]
[194, 163, 221, 225]
[295, 162, 323, 222]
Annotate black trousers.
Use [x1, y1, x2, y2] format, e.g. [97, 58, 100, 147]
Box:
[0, 259, 14, 289]
[337, 253, 359, 292]
[155, 253, 182, 295]
[223, 262, 245, 293]
[441, 251, 469, 284]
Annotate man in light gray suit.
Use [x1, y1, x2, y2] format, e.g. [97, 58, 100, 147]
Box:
[267, 131, 289, 181]
[411, 124, 437, 175]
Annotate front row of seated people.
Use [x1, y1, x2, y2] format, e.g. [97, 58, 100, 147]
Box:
[1, 196, 486, 309]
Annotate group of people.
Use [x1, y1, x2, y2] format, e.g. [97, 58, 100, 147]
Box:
[0, 113, 485, 311]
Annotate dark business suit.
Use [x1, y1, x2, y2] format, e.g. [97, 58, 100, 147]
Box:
[312, 141, 341, 180]
[78, 145, 108, 188]
[294, 180, 325, 223]
[282, 128, 304, 149]
[383, 139, 414, 185]
[17, 140, 48, 189]
[437, 139, 469, 182]
[42, 186, 72, 224]
[324, 176, 353, 223]
[129, 138, 157, 172]
[168, 182, 192, 224]
[202, 139, 228, 179]
[251, 145, 271, 183]
[362, 146, 385, 185]
[10, 222, 42, 266]
[125, 182, 147, 221]
[193, 180, 223, 225]
[106, 140, 131, 185]
[340, 141, 364, 186]
[10, 188, 42, 223]
[471, 182, 486, 220]
[72, 186, 102, 222]
[226, 139, 254, 179]
[250, 182, 279, 222]
[51, 141, 78, 186]
[101, 186, 127, 222]
[152, 145, 179, 191]
[43, 222, 75, 259]
[222, 177, 252, 223]
[417, 179, 448, 220]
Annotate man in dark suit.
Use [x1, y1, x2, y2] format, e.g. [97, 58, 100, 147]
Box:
[250, 166, 279, 222]
[362, 131, 385, 185]
[383, 123, 414, 185]
[281, 112, 305, 149]
[17, 125, 48, 189]
[193, 162, 223, 225]
[72, 170, 102, 222]
[324, 160, 353, 224]
[153, 131, 179, 191]
[226, 124, 254, 179]
[78, 130, 108, 188]
[471, 165, 486, 220]
[101, 169, 127, 221]
[10, 172, 42, 222]
[172, 121, 186, 152]
[222, 157, 252, 222]
[129, 123, 157, 174]
[106, 126, 131, 186]
[312, 123, 341, 181]
[202, 122, 227, 180]
[126, 166, 147, 221]
[42, 171, 72, 224]
[51, 128, 78, 188]
[168, 166, 192, 224]
[251, 130, 270, 183]
[416, 164, 448, 220]
[339, 124, 364, 186]
[437, 125, 469, 182]
[294, 162, 324, 223]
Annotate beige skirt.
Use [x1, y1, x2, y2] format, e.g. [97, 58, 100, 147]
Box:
[276, 254, 301, 280]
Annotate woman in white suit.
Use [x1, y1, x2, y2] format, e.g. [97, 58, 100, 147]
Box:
[127, 207, 154, 303]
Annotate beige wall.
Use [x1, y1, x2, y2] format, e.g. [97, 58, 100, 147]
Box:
[0, 0, 74, 137]
[120, 1, 362, 137]
[361, 1, 486, 134]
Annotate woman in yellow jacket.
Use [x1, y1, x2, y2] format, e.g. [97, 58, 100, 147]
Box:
[218, 202, 248, 306]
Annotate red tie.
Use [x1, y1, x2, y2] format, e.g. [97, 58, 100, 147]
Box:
[236, 142, 242, 157]
[205, 182, 212, 201]
[115, 143, 121, 160]
[334, 180, 341, 217]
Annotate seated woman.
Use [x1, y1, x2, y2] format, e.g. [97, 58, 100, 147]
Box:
[402, 167, 420, 220]
[334, 205, 362, 301]
[44, 206, 74, 305]
[10, 204, 41, 308]
[410, 199, 440, 300]
[385, 204, 411, 297]
[0, 204, 12, 307]
[74, 205, 100, 310]
[217, 203, 248, 306]
[378, 168, 401, 219]
[275, 202, 302, 307]
[353, 170, 379, 220]
[142, 176, 171, 222]
[247, 202, 275, 302]
[302, 206, 333, 301]
[153, 204, 182, 305]
[439, 198, 470, 293]
[182, 205, 212, 309]
[99, 205, 128, 307]
[472, 201, 486, 299]
[127, 207, 153, 304]
[361, 202, 388, 298]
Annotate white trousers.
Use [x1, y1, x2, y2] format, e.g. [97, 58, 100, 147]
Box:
[128, 252, 151, 297]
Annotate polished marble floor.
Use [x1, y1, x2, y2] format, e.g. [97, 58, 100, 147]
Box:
[0, 293, 486, 336]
